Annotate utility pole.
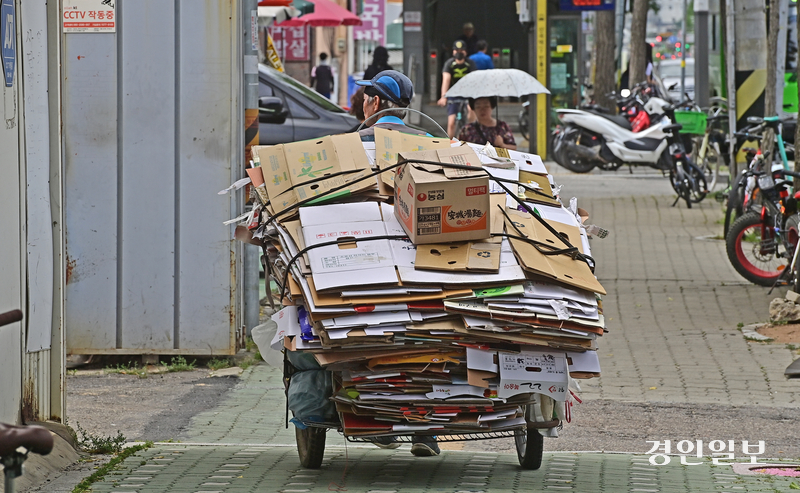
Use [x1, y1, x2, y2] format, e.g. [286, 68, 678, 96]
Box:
[724, 0, 737, 177]
[694, 0, 710, 108]
[522, 0, 547, 156]
[680, 0, 687, 100]
[243, 0, 261, 334]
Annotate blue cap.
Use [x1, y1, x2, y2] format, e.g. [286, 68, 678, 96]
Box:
[356, 70, 413, 106]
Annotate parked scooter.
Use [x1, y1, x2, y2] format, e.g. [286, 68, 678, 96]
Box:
[551, 85, 677, 173]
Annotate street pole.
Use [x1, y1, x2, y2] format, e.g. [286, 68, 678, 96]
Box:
[695, 0, 709, 108]
[724, 0, 737, 177]
[681, 0, 686, 100]
[243, 0, 261, 335]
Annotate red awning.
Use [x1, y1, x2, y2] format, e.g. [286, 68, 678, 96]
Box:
[258, 0, 291, 5]
[276, 0, 361, 27]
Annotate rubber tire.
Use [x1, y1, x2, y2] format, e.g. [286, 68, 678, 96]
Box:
[724, 171, 747, 238]
[515, 428, 544, 470]
[519, 109, 530, 141]
[553, 128, 597, 174]
[685, 161, 709, 203]
[296, 426, 326, 469]
[726, 212, 785, 286]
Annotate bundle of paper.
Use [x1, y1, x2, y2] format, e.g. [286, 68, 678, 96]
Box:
[240, 130, 608, 436]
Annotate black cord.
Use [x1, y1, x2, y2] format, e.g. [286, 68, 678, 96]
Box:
[262, 157, 594, 277]
[279, 234, 411, 301]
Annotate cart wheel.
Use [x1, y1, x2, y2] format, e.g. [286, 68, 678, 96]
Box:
[514, 427, 544, 470]
[295, 426, 326, 469]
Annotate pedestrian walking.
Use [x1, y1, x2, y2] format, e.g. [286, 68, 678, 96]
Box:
[469, 40, 494, 70]
[363, 46, 393, 81]
[457, 22, 479, 56]
[310, 52, 334, 99]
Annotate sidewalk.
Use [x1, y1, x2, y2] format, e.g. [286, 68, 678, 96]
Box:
[79, 365, 800, 492]
[59, 169, 800, 492]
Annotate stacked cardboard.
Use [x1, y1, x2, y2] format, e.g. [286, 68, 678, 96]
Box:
[240, 130, 607, 438]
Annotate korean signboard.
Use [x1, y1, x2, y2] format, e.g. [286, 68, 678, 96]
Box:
[270, 26, 309, 62]
[558, 0, 614, 11]
[63, 0, 116, 33]
[1, 0, 15, 87]
[353, 0, 385, 45]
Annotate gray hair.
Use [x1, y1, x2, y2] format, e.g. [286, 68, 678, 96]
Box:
[366, 94, 407, 119]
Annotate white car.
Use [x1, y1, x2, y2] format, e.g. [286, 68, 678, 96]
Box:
[657, 59, 694, 102]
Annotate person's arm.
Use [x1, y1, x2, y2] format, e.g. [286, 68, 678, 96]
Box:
[438, 72, 451, 107]
[487, 56, 494, 69]
[310, 66, 317, 88]
[493, 121, 517, 150]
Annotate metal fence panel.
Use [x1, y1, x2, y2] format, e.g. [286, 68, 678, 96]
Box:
[64, 0, 240, 355]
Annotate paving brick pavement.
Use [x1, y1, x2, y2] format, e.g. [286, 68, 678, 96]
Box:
[575, 189, 797, 407]
[75, 366, 800, 492]
[71, 167, 800, 492]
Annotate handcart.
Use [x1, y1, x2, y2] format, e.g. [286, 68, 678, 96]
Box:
[240, 103, 605, 476]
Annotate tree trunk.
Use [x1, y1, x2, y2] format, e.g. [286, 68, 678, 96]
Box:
[629, 0, 649, 86]
[764, 0, 780, 158]
[594, 10, 617, 112]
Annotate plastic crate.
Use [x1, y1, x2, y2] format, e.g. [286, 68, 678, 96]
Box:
[674, 110, 707, 135]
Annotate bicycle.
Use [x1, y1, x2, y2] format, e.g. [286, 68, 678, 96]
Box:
[451, 97, 469, 139]
[661, 103, 708, 207]
[725, 166, 800, 286]
[0, 309, 54, 493]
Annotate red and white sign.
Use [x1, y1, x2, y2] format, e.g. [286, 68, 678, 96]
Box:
[269, 26, 309, 62]
[352, 0, 385, 44]
[63, 0, 116, 33]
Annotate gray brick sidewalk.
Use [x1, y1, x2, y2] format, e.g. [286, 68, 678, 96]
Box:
[580, 192, 796, 407]
[78, 366, 800, 492]
[73, 171, 800, 492]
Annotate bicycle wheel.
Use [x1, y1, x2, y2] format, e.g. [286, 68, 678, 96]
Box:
[685, 161, 708, 203]
[696, 141, 720, 191]
[668, 165, 693, 207]
[726, 212, 788, 286]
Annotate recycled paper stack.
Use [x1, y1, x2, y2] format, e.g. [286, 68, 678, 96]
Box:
[238, 128, 607, 438]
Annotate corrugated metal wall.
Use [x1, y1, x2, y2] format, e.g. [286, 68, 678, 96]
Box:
[63, 0, 243, 355]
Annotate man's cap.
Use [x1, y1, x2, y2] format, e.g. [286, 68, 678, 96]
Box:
[453, 40, 467, 51]
[356, 70, 413, 106]
[463, 22, 474, 30]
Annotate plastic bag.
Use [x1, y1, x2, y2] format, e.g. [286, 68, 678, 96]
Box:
[287, 369, 336, 426]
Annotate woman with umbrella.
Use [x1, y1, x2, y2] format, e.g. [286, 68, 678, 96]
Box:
[458, 96, 516, 150]
[445, 68, 550, 150]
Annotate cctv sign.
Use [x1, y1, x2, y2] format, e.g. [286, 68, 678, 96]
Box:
[63, 0, 116, 33]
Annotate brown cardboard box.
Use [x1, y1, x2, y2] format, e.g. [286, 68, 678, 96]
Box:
[253, 134, 375, 215]
[414, 242, 501, 272]
[393, 150, 491, 244]
[503, 208, 607, 295]
[374, 127, 450, 187]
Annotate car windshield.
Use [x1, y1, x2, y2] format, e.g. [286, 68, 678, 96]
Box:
[261, 65, 345, 113]
[659, 62, 694, 78]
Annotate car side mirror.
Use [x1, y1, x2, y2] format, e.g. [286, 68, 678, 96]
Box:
[259, 96, 288, 124]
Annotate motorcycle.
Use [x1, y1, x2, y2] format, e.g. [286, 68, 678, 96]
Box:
[551, 91, 676, 174]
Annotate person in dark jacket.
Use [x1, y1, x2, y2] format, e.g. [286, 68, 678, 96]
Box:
[310, 52, 334, 99]
[363, 46, 393, 81]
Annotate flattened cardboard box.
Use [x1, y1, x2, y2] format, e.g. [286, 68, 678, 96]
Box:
[503, 208, 606, 295]
[374, 128, 450, 187]
[394, 150, 490, 244]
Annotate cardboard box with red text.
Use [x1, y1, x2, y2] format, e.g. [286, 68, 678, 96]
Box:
[393, 150, 491, 244]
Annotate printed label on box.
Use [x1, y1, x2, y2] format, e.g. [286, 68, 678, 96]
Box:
[322, 253, 380, 269]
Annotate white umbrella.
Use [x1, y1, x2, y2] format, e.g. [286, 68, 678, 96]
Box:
[258, 6, 301, 27]
[444, 68, 550, 99]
